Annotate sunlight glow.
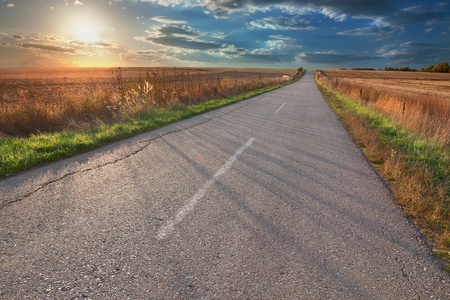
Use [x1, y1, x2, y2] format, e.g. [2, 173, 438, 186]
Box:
[76, 26, 99, 43]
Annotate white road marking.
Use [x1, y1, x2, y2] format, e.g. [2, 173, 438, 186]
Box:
[275, 103, 286, 114]
[157, 138, 255, 239]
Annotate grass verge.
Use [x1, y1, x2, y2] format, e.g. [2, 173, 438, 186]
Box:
[315, 71, 450, 271]
[0, 75, 302, 178]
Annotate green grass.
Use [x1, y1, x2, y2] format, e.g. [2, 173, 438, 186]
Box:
[0, 77, 301, 177]
[315, 72, 449, 271]
[318, 80, 449, 190]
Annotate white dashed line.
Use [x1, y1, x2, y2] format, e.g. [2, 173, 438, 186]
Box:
[157, 138, 255, 239]
[275, 103, 286, 114]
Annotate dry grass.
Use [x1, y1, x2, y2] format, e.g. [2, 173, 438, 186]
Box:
[317, 70, 450, 147]
[0, 67, 297, 137]
[315, 72, 450, 259]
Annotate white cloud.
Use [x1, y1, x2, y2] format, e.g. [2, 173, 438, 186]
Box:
[151, 16, 186, 24]
[337, 27, 395, 36]
[248, 17, 316, 31]
[211, 32, 226, 39]
[6, 3, 14, 7]
[269, 35, 294, 40]
[265, 39, 302, 50]
[320, 7, 346, 22]
[376, 44, 396, 54]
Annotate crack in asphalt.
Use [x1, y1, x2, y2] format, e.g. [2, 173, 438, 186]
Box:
[0, 96, 261, 210]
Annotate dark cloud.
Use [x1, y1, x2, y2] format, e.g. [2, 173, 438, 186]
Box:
[381, 3, 450, 27]
[380, 47, 448, 64]
[157, 25, 200, 36]
[143, 24, 221, 51]
[146, 36, 221, 50]
[20, 43, 77, 53]
[10, 34, 24, 40]
[0, 32, 25, 40]
[193, 0, 450, 29]
[400, 42, 434, 48]
[296, 51, 375, 64]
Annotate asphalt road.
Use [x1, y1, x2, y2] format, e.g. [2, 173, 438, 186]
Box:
[1, 70, 449, 299]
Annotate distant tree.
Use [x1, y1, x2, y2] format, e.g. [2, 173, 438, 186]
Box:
[352, 68, 375, 70]
[420, 62, 449, 73]
[433, 62, 449, 73]
[297, 66, 304, 73]
[384, 66, 417, 72]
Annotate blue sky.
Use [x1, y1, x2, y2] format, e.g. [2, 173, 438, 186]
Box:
[0, 0, 449, 69]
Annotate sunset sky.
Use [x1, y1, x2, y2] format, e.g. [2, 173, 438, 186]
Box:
[1, 0, 449, 69]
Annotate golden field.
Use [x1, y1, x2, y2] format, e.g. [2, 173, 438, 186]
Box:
[316, 70, 450, 146]
[0, 67, 296, 137]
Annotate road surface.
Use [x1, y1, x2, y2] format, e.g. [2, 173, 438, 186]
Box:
[1, 70, 449, 299]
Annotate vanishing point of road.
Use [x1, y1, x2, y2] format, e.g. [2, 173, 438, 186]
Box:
[1, 71, 449, 299]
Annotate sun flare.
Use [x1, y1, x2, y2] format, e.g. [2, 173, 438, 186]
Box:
[76, 26, 99, 43]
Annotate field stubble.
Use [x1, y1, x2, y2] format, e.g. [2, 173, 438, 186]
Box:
[0, 67, 296, 137]
[317, 70, 450, 147]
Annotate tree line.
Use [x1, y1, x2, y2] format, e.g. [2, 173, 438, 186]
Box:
[340, 62, 449, 73]
[384, 62, 449, 73]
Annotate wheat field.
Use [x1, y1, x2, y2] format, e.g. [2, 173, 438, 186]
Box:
[0, 67, 297, 137]
[316, 70, 450, 146]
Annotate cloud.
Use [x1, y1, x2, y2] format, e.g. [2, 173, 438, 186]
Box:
[120, 49, 176, 62]
[376, 44, 396, 54]
[74, 0, 83, 5]
[147, 36, 221, 50]
[376, 3, 450, 27]
[379, 46, 448, 65]
[249, 16, 316, 31]
[141, 24, 222, 51]
[70, 40, 117, 48]
[296, 51, 374, 64]
[177, 50, 284, 65]
[400, 41, 434, 48]
[156, 25, 200, 36]
[269, 35, 294, 40]
[211, 32, 226, 39]
[0, 32, 25, 40]
[6, 3, 14, 8]
[136, 22, 293, 65]
[140, 0, 450, 29]
[146, 0, 392, 19]
[216, 44, 247, 58]
[30, 34, 64, 41]
[19, 43, 77, 53]
[337, 27, 394, 36]
[265, 39, 302, 50]
[320, 7, 346, 22]
[151, 16, 186, 24]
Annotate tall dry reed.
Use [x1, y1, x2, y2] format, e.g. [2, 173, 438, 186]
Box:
[0, 68, 298, 137]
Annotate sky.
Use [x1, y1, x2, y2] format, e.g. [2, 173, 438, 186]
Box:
[0, 0, 449, 70]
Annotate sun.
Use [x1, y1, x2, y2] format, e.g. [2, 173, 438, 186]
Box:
[76, 26, 99, 43]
